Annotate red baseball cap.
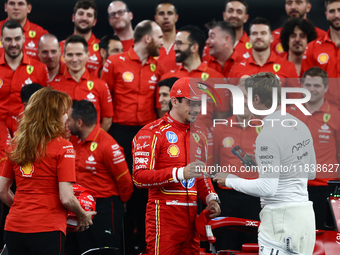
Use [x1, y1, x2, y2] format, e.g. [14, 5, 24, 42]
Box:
[170, 77, 203, 101]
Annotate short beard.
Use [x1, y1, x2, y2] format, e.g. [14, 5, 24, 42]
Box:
[75, 25, 92, 34]
[175, 48, 191, 62]
[329, 20, 340, 31]
[147, 39, 160, 57]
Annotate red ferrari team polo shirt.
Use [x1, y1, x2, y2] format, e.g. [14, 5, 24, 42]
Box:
[228, 51, 300, 95]
[101, 47, 164, 126]
[301, 30, 340, 108]
[50, 68, 113, 124]
[71, 125, 133, 199]
[2, 137, 76, 235]
[0, 53, 49, 134]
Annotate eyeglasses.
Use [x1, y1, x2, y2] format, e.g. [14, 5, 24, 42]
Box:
[174, 40, 193, 47]
[108, 9, 129, 19]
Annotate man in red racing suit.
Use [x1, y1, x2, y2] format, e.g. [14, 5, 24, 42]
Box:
[132, 77, 221, 255]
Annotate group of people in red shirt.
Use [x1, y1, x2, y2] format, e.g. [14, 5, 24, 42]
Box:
[0, 0, 339, 254]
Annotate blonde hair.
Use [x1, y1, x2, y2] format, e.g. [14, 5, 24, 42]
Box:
[8, 87, 72, 166]
[244, 72, 281, 108]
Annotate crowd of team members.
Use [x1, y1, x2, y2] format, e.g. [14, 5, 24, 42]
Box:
[0, 0, 339, 254]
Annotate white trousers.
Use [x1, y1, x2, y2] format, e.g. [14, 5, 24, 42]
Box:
[258, 201, 315, 255]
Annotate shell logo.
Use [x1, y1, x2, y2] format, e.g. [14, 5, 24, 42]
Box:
[122, 71, 134, 82]
[20, 163, 34, 177]
[222, 137, 234, 148]
[317, 53, 329, 65]
[0, 78, 3, 88]
[167, 145, 180, 157]
[275, 43, 284, 54]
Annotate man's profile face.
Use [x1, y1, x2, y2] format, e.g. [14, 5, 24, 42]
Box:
[73, 7, 97, 34]
[249, 24, 272, 52]
[1, 27, 24, 59]
[302, 75, 328, 104]
[38, 36, 61, 70]
[223, 1, 248, 29]
[108, 1, 132, 31]
[285, 0, 310, 19]
[288, 26, 307, 55]
[206, 26, 228, 58]
[155, 3, 178, 33]
[147, 23, 164, 57]
[107, 39, 124, 55]
[5, 0, 31, 22]
[66, 108, 80, 136]
[64, 42, 89, 73]
[326, 1, 340, 31]
[175, 97, 201, 123]
[159, 86, 171, 111]
[174, 31, 192, 62]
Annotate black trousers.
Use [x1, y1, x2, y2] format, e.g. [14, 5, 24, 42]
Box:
[109, 123, 148, 254]
[308, 185, 334, 230]
[4, 230, 65, 255]
[77, 196, 124, 255]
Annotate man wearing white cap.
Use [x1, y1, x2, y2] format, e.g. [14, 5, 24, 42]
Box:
[132, 76, 221, 255]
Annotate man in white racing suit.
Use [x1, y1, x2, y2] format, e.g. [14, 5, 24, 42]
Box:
[214, 72, 316, 255]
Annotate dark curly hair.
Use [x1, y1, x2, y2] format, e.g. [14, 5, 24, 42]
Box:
[280, 18, 317, 52]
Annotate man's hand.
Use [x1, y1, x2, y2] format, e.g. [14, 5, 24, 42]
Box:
[75, 210, 97, 232]
[213, 172, 230, 187]
[183, 161, 205, 179]
[205, 200, 221, 218]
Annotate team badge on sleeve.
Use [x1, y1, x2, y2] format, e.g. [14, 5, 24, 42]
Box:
[93, 44, 99, 51]
[150, 63, 156, 72]
[193, 133, 200, 143]
[323, 113, 331, 123]
[273, 64, 281, 72]
[20, 163, 34, 177]
[27, 65, 34, 74]
[90, 142, 98, 151]
[29, 31, 36, 38]
[87, 81, 94, 90]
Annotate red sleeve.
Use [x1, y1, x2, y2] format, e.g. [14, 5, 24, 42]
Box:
[39, 65, 49, 86]
[57, 142, 76, 183]
[195, 130, 217, 204]
[103, 141, 133, 202]
[1, 158, 14, 179]
[98, 81, 113, 118]
[300, 42, 315, 78]
[132, 129, 181, 188]
[101, 57, 115, 92]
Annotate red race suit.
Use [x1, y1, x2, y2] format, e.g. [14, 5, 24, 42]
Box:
[132, 113, 219, 255]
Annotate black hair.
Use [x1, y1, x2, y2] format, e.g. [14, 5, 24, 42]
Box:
[1, 20, 23, 35]
[74, 0, 98, 18]
[178, 25, 206, 59]
[20, 83, 43, 104]
[210, 20, 236, 44]
[64, 35, 88, 53]
[71, 100, 97, 126]
[280, 18, 317, 52]
[155, 0, 177, 14]
[249, 17, 272, 33]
